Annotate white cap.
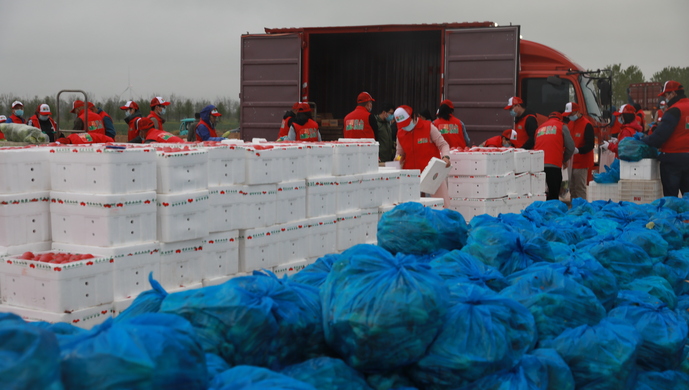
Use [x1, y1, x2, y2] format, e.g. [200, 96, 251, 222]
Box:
[660, 100, 666, 106]
[11, 100, 23, 108]
[39, 104, 51, 115]
[509, 129, 518, 140]
[0, 115, 6, 123]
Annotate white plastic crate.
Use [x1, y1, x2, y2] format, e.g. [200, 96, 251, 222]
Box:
[620, 159, 660, 180]
[448, 172, 511, 199]
[335, 175, 362, 213]
[305, 143, 334, 178]
[0, 147, 50, 193]
[332, 142, 360, 176]
[449, 149, 511, 176]
[399, 170, 421, 202]
[504, 172, 516, 196]
[531, 172, 546, 194]
[360, 172, 384, 209]
[157, 190, 210, 243]
[420, 158, 452, 194]
[527, 193, 547, 205]
[360, 208, 378, 244]
[202, 231, 239, 280]
[242, 184, 277, 229]
[276, 180, 307, 224]
[0, 241, 51, 259]
[417, 198, 445, 210]
[159, 239, 204, 290]
[449, 196, 507, 221]
[206, 143, 247, 186]
[530, 150, 545, 173]
[337, 210, 363, 251]
[513, 149, 531, 174]
[379, 169, 402, 206]
[514, 173, 531, 196]
[0, 191, 51, 247]
[587, 181, 620, 202]
[273, 258, 311, 278]
[238, 225, 283, 272]
[50, 191, 157, 247]
[52, 242, 160, 301]
[244, 145, 286, 185]
[0, 302, 112, 329]
[281, 145, 308, 182]
[156, 148, 208, 194]
[279, 220, 309, 263]
[378, 204, 396, 221]
[306, 177, 338, 218]
[208, 185, 245, 232]
[357, 141, 380, 174]
[50, 145, 156, 194]
[0, 251, 114, 313]
[307, 215, 337, 258]
[505, 195, 529, 214]
[619, 179, 663, 204]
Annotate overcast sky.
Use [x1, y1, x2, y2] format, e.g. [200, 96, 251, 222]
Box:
[2, 0, 687, 104]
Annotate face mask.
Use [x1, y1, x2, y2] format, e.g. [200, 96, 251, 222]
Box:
[14, 110, 23, 117]
[160, 108, 166, 115]
[569, 114, 579, 121]
[39, 115, 49, 121]
[402, 120, 416, 132]
[386, 114, 394, 122]
[617, 116, 624, 124]
[509, 109, 517, 117]
[502, 139, 511, 147]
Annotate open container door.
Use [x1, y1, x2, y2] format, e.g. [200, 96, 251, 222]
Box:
[240, 33, 301, 141]
[444, 26, 519, 145]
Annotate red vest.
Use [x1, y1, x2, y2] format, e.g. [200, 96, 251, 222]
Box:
[145, 129, 183, 143]
[292, 119, 320, 142]
[534, 118, 565, 168]
[8, 114, 25, 124]
[569, 116, 594, 169]
[195, 119, 217, 140]
[433, 115, 466, 148]
[343, 106, 375, 139]
[127, 117, 141, 141]
[27, 115, 57, 134]
[147, 111, 165, 131]
[79, 111, 105, 134]
[397, 120, 441, 170]
[514, 113, 536, 148]
[68, 132, 114, 144]
[483, 135, 502, 147]
[659, 98, 689, 154]
[278, 116, 292, 139]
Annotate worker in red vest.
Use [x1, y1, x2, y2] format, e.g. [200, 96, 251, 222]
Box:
[286, 103, 322, 142]
[504, 96, 538, 149]
[641, 80, 689, 196]
[132, 117, 183, 143]
[57, 132, 114, 144]
[277, 102, 299, 140]
[120, 101, 144, 141]
[562, 102, 595, 200]
[480, 129, 517, 147]
[534, 112, 575, 201]
[602, 104, 642, 158]
[148, 96, 171, 131]
[395, 105, 451, 206]
[433, 99, 469, 148]
[195, 104, 225, 142]
[7, 101, 26, 124]
[27, 104, 59, 142]
[71, 100, 105, 134]
[343, 92, 378, 140]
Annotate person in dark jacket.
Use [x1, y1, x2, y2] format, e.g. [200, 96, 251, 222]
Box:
[641, 80, 689, 196]
[27, 104, 58, 142]
[375, 103, 396, 162]
[195, 105, 225, 142]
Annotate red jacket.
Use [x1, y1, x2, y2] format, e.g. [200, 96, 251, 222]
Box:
[292, 119, 320, 142]
[27, 115, 58, 134]
[658, 98, 689, 154]
[7, 114, 25, 124]
[126, 114, 143, 141]
[483, 135, 502, 147]
[534, 118, 565, 168]
[148, 111, 165, 131]
[397, 120, 441, 170]
[514, 113, 536, 148]
[569, 116, 594, 169]
[63, 133, 114, 144]
[79, 111, 105, 134]
[343, 106, 375, 139]
[278, 113, 294, 139]
[433, 115, 466, 148]
[195, 119, 217, 140]
[608, 122, 642, 156]
[145, 129, 183, 143]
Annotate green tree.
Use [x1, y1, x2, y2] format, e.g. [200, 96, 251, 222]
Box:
[605, 63, 645, 108]
[650, 66, 689, 94]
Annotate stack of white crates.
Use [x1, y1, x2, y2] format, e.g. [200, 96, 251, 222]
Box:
[588, 158, 662, 204]
[447, 148, 546, 221]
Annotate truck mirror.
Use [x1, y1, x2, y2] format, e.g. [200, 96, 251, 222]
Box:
[598, 79, 612, 106]
[546, 76, 563, 86]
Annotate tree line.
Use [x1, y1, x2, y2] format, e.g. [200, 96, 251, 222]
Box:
[605, 65, 689, 108]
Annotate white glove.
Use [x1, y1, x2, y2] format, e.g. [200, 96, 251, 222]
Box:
[609, 137, 618, 144]
[601, 141, 609, 150]
[573, 147, 579, 155]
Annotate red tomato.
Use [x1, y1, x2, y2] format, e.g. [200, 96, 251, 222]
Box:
[21, 251, 34, 260]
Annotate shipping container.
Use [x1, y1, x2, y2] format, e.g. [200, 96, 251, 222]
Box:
[240, 23, 609, 145]
[628, 82, 663, 110]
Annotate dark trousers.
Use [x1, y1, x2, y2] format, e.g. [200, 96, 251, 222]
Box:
[659, 161, 689, 197]
[544, 166, 563, 201]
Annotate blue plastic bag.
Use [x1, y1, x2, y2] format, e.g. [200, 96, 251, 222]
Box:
[587, 239, 655, 285]
[160, 270, 324, 369]
[29, 320, 87, 349]
[209, 366, 317, 390]
[280, 357, 372, 390]
[619, 226, 669, 263]
[500, 268, 606, 342]
[456, 354, 549, 390]
[115, 272, 167, 322]
[623, 276, 677, 310]
[633, 217, 684, 250]
[530, 348, 575, 390]
[60, 313, 208, 390]
[429, 250, 507, 292]
[545, 318, 641, 390]
[521, 200, 568, 227]
[617, 137, 658, 161]
[597, 201, 650, 225]
[377, 202, 468, 255]
[653, 248, 689, 295]
[677, 294, 689, 326]
[608, 301, 688, 371]
[411, 284, 536, 389]
[592, 158, 620, 183]
[365, 371, 417, 390]
[289, 253, 337, 288]
[652, 196, 689, 213]
[321, 244, 449, 372]
[0, 313, 63, 390]
[633, 370, 689, 390]
[206, 353, 231, 380]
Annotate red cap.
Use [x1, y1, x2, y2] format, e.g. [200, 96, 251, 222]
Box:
[357, 92, 375, 104]
[87, 102, 95, 109]
[120, 101, 139, 110]
[563, 102, 580, 114]
[548, 112, 563, 120]
[440, 99, 454, 109]
[394, 105, 413, 129]
[291, 102, 300, 111]
[658, 80, 683, 96]
[618, 104, 636, 115]
[502, 129, 517, 140]
[211, 108, 222, 117]
[150, 96, 171, 107]
[70, 100, 84, 113]
[134, 117, 155, 131]
[504, 96, 523, 110]
[296, 103, 311, 113]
